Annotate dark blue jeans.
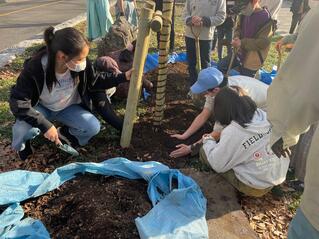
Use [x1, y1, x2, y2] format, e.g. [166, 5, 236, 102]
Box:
[288, 209, 319, 239]
[185, 36, 212, 84]
[217, 27, 233, 61]
[217, 52, 257, 78]
[12, 104, 100, 151]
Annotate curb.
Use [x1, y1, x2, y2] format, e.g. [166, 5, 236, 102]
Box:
[0, 13, 87, 69]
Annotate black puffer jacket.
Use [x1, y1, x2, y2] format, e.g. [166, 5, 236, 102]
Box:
[9, 49, 127, 133]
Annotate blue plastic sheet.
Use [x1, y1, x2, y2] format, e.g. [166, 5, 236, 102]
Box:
[258, 66, 277, 85]
[0, 204, 49, 239]
[143, 52, 187, 73]
[136, 170, 207, 239]
[143, 52, 225, 77]
[0, 158, 208, 239]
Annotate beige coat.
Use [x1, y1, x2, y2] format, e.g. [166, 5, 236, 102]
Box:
[183, 0, 226, 40]
[267, 7, 319, 231]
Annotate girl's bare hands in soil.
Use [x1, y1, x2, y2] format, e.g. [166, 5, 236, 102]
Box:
[169, 144, 191, 158]
[170, 133, 187, 140]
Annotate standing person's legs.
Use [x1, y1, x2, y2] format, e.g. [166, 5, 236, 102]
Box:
[96, 0, 113, 38]
[289, 13, 301, 34]
[124, 0, 138, 28]
[217, 28, 225, 61]
[296, 127, 319, 238]
[288, 209, 319, 239]
[199, 39, 212, 70]
[212, 29, 218, 52]
[55, 104, 101, 146]
[169, 0, 175, 52]
[225, 28, 233, 58]
[185, 36, 197, 85]
[217, 52, 241, 74]
[155, 0, 163, 49]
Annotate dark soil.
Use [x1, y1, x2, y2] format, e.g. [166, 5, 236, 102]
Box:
[1, 62, 213, 238]
[23, 175, 151, 239]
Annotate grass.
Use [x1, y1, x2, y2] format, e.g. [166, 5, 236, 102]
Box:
[288, 193, 302, 213]
[10, 44, 45, 71]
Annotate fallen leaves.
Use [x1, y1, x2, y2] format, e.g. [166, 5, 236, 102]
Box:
[0, 69, 18, 80]
[241, 192, 297, 239]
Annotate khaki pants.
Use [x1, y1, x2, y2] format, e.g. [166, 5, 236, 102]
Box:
[199, 148, 272, 197]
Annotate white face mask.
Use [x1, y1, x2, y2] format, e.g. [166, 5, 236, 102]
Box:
[66, 59, 87, 72]
[241, 3, 254, 16]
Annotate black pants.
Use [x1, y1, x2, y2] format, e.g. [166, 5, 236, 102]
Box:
[155, 0, 175, 51]
[289, 13, 302, 34]
[212, 29, 218, 52]
[91, 92, 123, 131]
[185, 36, 212, 84]
[217, 52, 257, 78]
[217, 27, 233, 61]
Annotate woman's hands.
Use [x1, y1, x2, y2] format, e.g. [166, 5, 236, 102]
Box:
[192, 16, 203, 27]
[44, 125, 62, 145]
[202, 131, 221, 141]
[271, 138, 292, 158]
[170, 133, 188, 140]
[125, 69, 133, 80]
[169, 144, 192, 158]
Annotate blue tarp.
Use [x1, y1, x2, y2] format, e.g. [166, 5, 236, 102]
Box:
[143, 51, 279, 84]
[144, 52, 187, 73]
[0, 158, 208, 239]
[258, 67, 278, 85]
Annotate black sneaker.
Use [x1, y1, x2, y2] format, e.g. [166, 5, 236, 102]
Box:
[57, 126, 79, 147]
[18, 140, 33, 161]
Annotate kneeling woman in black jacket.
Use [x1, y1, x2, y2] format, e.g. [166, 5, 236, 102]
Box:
[9, 26, 131, 160]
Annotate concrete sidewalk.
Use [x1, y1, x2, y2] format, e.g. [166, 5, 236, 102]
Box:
[0, 0, 86, 51]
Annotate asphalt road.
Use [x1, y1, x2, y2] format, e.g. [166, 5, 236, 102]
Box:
[0, 0, 86, 51]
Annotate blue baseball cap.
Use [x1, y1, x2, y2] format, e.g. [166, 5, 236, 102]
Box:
[190, 67, 224, 94]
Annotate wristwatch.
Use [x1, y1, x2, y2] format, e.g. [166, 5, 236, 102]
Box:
[119, 12, 125, 16]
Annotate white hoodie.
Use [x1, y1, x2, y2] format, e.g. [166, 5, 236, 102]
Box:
[203, 109, 290, 189]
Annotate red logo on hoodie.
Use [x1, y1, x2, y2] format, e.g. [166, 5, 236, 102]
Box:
[253, 152, 262, 160]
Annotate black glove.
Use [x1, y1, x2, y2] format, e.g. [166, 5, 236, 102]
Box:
[271, 138, 292, 158]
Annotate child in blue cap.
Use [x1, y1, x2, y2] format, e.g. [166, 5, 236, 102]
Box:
[170, 67, 268, 158]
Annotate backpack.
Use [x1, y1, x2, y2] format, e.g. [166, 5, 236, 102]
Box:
[98, 16, 137, 56]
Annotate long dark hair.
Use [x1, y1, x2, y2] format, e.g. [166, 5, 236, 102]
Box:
[214, 87, 257, 128]
[43, 26, 89, 92]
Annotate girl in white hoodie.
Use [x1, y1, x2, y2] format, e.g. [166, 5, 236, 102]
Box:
[200, 87, 290, 197]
